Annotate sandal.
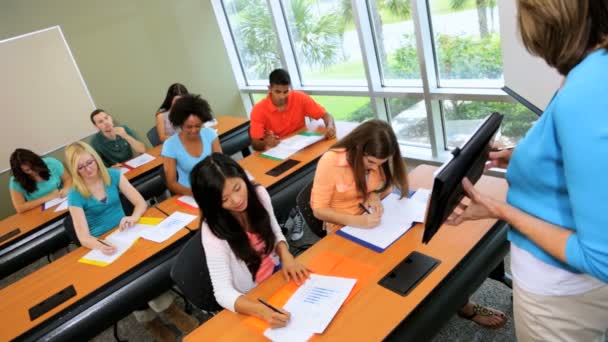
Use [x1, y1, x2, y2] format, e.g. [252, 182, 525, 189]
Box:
[457, 303, 507, 329]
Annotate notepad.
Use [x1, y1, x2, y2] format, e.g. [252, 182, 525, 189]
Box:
[263, 274, 356, 341]
[261, 132, 324, 161]
[123, 153, 155, 169]
[336, 193, 419, 252]
[139, 212, 196, 243]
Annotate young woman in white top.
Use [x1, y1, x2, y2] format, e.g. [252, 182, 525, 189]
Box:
[155, 83, 188, 143]
[190, 153, 309, 328]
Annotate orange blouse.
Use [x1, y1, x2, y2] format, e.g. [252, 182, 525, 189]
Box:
[310, 149, 385, 231]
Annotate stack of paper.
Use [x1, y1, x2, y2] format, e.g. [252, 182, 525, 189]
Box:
[124, 153, 156, 169]
[139, 212, 197, 243]
[261, 132, 324, 161]
[264, 274, 357, 341]
[337, 192, 424, 252]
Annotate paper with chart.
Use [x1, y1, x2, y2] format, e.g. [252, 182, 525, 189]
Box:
[43, 196, 67, 210]
[139, 212, 196, 243]
[264, 274, 357, 341]
[124, 153, 155, 169]
[261, 132, 324, 160]
[339, 193, 421, 251]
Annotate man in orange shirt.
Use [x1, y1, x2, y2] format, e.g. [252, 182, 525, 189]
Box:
[249, 69, 336, 151]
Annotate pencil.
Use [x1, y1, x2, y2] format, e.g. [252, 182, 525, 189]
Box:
[358, 203, 371, 214]
[258, 298, 283, 314]
[97, 239, 111, 247]
[490, 145, 516, 152]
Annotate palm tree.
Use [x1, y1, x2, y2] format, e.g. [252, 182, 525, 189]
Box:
[450, 0, 497, 37]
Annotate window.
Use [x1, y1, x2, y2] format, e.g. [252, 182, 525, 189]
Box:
[442, 100, 538, 149]
[222, 0, 282, 84]
[311, 96, 372, 123]
[281, 0, 367, 86]
[428, 0, 503, 88]
[387, 98, 430, 147]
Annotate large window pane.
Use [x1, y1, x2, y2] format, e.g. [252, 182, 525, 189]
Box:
[442, 100, 538, 149]
[223, 0, 281, 84]
[428, 0, 503, 88]
[282, 0, 366, 86]
[387, 98, 430, 147]
[369, 1, 421, 87]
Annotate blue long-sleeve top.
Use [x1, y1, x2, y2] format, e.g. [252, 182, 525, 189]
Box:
[506, 49, 608, 283]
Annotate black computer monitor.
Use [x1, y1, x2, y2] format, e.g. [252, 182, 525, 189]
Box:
[422, 112, 504, 244]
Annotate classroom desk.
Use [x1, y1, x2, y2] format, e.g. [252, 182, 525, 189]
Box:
[184, 164, 509, 341]
[0, 207, 197, 341]
[155, 195, 201, 231]
[215, 115, 250, 157]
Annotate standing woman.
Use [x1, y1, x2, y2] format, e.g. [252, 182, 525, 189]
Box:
[156, 83, 188, 143]
[162, 94, 222, 196]
[448, 1, 608, 340]
[65, 141, 197, 340]
[9, 149, 72, 213]
[190, 153, 308, 328]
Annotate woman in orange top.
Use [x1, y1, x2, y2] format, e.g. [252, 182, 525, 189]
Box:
[310, 120, 408, 232]
[310, 119, 507, 328]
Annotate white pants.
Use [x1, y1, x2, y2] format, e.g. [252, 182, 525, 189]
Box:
[132, 291, 175, 323]
[513, 282, 608, 342]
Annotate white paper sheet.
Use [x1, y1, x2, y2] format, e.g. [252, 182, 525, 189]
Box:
[139, 212, 196, 243]
[54, 200, 69, 212]
[124, 153, 155, 169]
[339, 193, 417, 250]
[43, 197, 67, 210]
[409, 188, 430, 222]
[204, 118, 218, 127]
[264, 274, 357, 341]
[261, 133, 324, 160]
[79, 231, 136, 266]
[119, 167, 130, 174]
[177, 195, 198, 208]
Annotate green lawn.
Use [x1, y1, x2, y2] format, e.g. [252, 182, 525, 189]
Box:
[311, 95, 370, 121]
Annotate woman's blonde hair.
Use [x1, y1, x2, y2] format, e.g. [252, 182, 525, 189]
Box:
[65, 141, 110, 198]
[517, 0, 608, 75]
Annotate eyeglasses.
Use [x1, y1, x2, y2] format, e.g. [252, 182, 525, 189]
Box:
[77, 159, 96, 171]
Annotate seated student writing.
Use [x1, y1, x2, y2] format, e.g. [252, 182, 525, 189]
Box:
[90, 109, 146, 168]
[65, 141, 197, 340]
[249, 68, 336, 151]
[310, 120, 506, 328]
[9, 148, 72, 213]
[156, 83, 188, 143]
[162, 94, 222, 196]
[191, 153, 308, 328]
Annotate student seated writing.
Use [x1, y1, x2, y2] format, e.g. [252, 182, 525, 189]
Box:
[9, 148, 72, 213]
[310, 120, 506, 328]
[162, 94, 222, 196]
[90, 109, 146, 168]
[65, 141, 197, 341]
[191, 153, 308, 328]
[249, 68, 336, 151]
[156, 83, 188, 143]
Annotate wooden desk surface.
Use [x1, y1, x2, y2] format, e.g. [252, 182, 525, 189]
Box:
[0, 205, 67, 248]
[0, 207, 194, 342]
[214, 115, 249, 135]
[185, 164, 508, 341]
[155, 195, 201, 231]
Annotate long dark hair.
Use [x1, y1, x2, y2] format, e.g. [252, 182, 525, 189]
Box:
[158, 83, 188, 112]
[190, 153, 276, 280]
[10, 149, 50, 194]
[332, 120, 408, 200]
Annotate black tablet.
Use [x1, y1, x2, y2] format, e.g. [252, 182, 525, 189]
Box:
[423, 112, 504, 244]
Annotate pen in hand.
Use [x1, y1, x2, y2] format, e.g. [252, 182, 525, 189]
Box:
[258, 298, 283, 314]
[490, 145, 516, 152]
[97, 238, 111, 247]
[358, 203, 371, 214]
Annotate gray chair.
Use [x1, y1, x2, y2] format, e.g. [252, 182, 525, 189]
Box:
[147, 126, 161, 147]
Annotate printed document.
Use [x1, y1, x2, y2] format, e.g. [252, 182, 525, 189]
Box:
[262, 132, 324, 160]
[139, 212, 196, 243]
[124, 153, 155, 169]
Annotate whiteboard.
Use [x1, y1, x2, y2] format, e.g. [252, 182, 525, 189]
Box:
[498, 0, 562, 111]
[0, 26, 95, 172]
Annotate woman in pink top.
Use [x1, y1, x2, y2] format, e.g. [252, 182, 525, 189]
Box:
[191, 153, 309, 328]
[310, 120, 409, 232]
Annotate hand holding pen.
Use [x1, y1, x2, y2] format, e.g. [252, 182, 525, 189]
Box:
[97, 238, 117, 255]
[358, 203, 382, 228]
[264, 130, 280, 148]
[486, 143, 515, 170]
[258, 298, 291, 328]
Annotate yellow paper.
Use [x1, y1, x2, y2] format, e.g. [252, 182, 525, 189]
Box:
[138, 217, 164, 225]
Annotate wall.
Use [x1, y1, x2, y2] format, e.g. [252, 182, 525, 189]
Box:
[0, 0, 246, 219]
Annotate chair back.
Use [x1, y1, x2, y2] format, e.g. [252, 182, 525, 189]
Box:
[296, 180, 326, 238]
[147, 126, 161, 147]
[170, 230, 222, 312]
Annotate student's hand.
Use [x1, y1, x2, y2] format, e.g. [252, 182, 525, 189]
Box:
[281, 254, 310, 285]
[119, 216, 138, 230]
[113, 126, 128, 138]
[358, 210, 382, 228]
[264, 131, 280, 148]
[485, 144, 514, 170]
[58, 188, 69, 198]
[100, 244, 117, 255]
[262, 306, 291, 329]
[324, 124, 336, 140]
[446, 178, 506, 225]
[364, 194, 383, 217]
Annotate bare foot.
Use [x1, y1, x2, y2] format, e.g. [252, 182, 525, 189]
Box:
[458, 302, 507, 329]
